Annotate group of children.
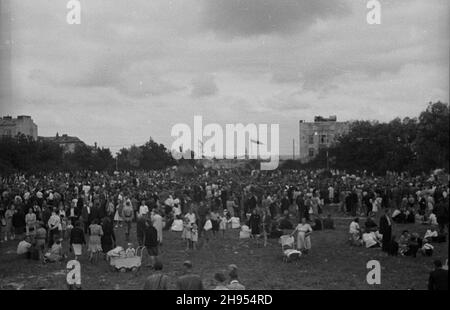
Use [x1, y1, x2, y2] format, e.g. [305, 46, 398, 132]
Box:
[181, 210, 231, 251]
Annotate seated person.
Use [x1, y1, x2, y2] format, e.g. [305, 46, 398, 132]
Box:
[421, 238, 434, 257]
[43, 238, 64, 263]
[364, 214, 378, 232]
[387, 235, 399, 256]
[349, 218, 362, 246]
[17, 237, 32, 258]
[362, 230, 382, 248]
[392, 208, 406, 223]
[269, 221, 283, 239]
[311, 215, 322, 231]
[427, 213, 438, 226]
[405, 208, 415, 223]
[404, 233, 420, 257]
[323, 214, 335, 230]
[398, 230, 410, 255]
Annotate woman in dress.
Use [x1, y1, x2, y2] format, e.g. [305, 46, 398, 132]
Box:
[114, 198, 123, 228]
[88, 218, 104, 264]
[291, 217, 313, 253]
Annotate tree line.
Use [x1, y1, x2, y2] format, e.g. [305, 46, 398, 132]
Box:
[0, 135, 176, 175]
[282, 102, 449, 174]
[1, 101, 448, 175]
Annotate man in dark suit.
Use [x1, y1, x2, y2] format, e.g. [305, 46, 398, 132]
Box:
[379, 208, 392, 253]
[428, 260, 448, 290]
[176, 261, 204, 290]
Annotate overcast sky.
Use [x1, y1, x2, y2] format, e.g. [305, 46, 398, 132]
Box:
[0, 0, 448, 155]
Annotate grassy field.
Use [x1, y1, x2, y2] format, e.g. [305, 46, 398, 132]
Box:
[0, 207, 447, 290]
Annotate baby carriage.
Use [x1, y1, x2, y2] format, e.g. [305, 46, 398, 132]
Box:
[108, 246, 146, 272]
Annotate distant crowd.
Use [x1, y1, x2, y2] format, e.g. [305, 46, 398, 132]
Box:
[1, 167, 448, 289]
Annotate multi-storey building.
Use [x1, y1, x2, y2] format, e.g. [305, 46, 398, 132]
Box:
[0, 115, 38, 140]
[298, 115, 350, 163]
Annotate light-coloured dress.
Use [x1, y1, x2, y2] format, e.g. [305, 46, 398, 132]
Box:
[296, 223, 312, 250]
[88, 224, 104, 253]
[152, 214, 164, 243]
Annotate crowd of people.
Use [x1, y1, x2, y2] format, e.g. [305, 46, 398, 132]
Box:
[0, 167, 448, 289]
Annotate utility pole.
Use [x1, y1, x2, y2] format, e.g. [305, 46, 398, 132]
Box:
[298, 120, 303, 163]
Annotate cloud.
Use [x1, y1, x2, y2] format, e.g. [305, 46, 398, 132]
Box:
[191, 74, 219, 98]
[264, 89, 313, 111]
[201, 0, 350, 38]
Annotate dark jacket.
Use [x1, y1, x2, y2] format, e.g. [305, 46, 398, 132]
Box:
[70, 227, 86, 245]
[176, 274, 204, 290]
[428, 268, 448, 290]
[379, 215, 392, 234]
[144, 225, 158, 248]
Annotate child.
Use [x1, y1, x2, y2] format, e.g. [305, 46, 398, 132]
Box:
[191, 223, 198, 250]
[219, 212, 228, 239]
[181, 218, 192, 251]
[60, 215, 68, 240]
[125, 243, 136, 257]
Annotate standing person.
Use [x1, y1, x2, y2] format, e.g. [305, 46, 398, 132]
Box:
[428, 260, 448, 290]
[25, 208, 37, 236]
[34, 222, 47, 260]
[143, 261, 169, 290]
[291, 217, 313, 253]
[435, 192, 449, 235]
[81, 203, 91, 234]
[182, 217, 193, 250]
[151, 210, 164, 246]
[248, 209, 261, 246]
[114, 199, 123, 228]
[136, 215, 146, 246]
[379, 208, 393, 253]
[101, 216, 116, 256]
[12, 207, 26, 240]
[202, 215, 212, 249]
[139, 200, 149, 218]
[144, 219, 158, 268]
[210, 209, 220, 238]
[70, 221, 85, 260]
[219, 211, 228, 239]
[88, 219, 103, 264]
[176, 261, 204, 290]
[47, 209, 61, 247]
[4, 205, 15, 241]
[122, 199, 134, 242]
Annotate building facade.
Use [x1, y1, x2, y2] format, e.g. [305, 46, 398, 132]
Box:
[0, 115, 38, 140]
[298, 115, 350, 163]
[40, 133, 85, 154]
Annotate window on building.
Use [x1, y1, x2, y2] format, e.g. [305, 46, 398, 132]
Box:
[320, 134, 327, 144]
[308, 135, 314, 144]
[309, 148, 315, 157]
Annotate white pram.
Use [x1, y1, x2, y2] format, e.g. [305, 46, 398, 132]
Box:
[107, 246, 146, 272]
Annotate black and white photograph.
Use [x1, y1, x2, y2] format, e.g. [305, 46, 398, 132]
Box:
[0, 0, 448, 293]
